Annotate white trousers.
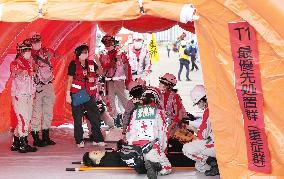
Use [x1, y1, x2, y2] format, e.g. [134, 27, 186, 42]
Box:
[12, 95, 33, 137]
[144, 147, 172, 175]
[31, 83, 55, 131]
[182, 139, 216, 172]
[106, 80, 128, 117]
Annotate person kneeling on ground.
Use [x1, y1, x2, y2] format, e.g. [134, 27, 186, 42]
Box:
[182, 85, 219, 176]
[122, 78, 146, 135]
[122, 86, 172, 179]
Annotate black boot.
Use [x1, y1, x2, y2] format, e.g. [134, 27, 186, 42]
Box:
[205, 165, 220, 176]
[10, 135, 20, 151]
[42, 129, 56, 145]
[206, 157, 218, 167]
[145, 160, 160, 179]
[31, 131, 46, 147]
[205, 157, 219, 176]
[18, 137, 37, 153]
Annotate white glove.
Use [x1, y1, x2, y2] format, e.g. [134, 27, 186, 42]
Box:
[66, 91, 72, 104]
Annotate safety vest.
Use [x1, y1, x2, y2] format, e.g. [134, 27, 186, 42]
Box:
[71, 60, 97, 97]
[128, 45, 150, 79]
[32, 48, 54, 84]
[10, 57, 36, 96]
[127, 104, 162, 146]
[179, 47, 189, 60]
[99, 49, 128, 81]
[162, 91, 186, 126]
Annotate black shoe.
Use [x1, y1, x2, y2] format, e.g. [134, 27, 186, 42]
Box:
[114, 114, 122, 128]
[145, 160, 157, 179]
[42, 129, 56, 145]
[186, 79, 191, 81]
[31, 131, 46, 147]
[10, 135, 20, 151]
[18, 137, 37, 153]
[205, 165, 220, 176]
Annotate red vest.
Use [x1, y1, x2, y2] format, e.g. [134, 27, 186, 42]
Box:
[71, 60, 97, 97]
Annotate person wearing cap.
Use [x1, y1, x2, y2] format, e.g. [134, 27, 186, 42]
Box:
[178, 40, 191, 81]
[66, 44, 105, 148]
[10, 39, 37, 153]
[121, 78, 146, 135]
[98, 35, 132, 126]
[125, 86, 172, 178]
[159, 73, 187, 137]
[127, 32, 151, 80]
[29, 33, 56, 147]
[182, 85, 219, 176]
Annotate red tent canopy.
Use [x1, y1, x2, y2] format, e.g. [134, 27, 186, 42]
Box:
[0, 17, 194, 132]
[98, 15, 194, 35]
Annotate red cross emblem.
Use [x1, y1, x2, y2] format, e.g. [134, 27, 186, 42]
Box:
[141, 121, 148, 130]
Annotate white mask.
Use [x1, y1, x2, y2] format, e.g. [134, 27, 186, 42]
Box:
[23, 51, 31, 60]
[32, 42, 42, 51]
[134, 41, 143, 50]
[79, 53, 88, 60]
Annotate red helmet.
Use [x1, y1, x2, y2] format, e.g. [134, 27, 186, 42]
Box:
[30, 33, 41, 43]
[16, 39, 32, 53]
[101, 35, 115, 46]
[159, 73, 177, 87]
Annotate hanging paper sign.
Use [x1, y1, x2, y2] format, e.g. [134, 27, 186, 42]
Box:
[148, 33, 160, 64]
[228, 21, 271, 173]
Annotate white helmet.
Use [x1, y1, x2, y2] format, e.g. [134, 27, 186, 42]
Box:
[159, 73, 177, 87]
[133, 32, 144, 40]
[180, 40, 187, 46]
[190, 85, 206, 105]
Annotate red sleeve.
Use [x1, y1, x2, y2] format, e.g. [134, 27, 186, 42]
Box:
[173, 94, 183, 123]
[122, 53, 132, 87]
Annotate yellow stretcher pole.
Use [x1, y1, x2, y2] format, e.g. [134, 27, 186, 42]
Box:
[66, 166, 195, 171]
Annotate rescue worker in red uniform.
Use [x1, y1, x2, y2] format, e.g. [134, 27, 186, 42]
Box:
[10, 39, 37, 153]
[159, 73, 187, 136]
[30, 33, 56, 147]
[98, 35, 132, 126]
[66, 44, 105, 148]
[182, 85, 219, 176]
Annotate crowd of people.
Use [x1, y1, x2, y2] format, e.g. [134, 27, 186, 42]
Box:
[9, 32, 219, 178]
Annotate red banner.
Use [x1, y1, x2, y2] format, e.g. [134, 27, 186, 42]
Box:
[228, 21, 271, 173]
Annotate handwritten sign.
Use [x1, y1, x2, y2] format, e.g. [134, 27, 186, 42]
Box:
[229, 21, 271, 173]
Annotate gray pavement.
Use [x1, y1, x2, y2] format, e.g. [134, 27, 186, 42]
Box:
[148, 45, 204, 116]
